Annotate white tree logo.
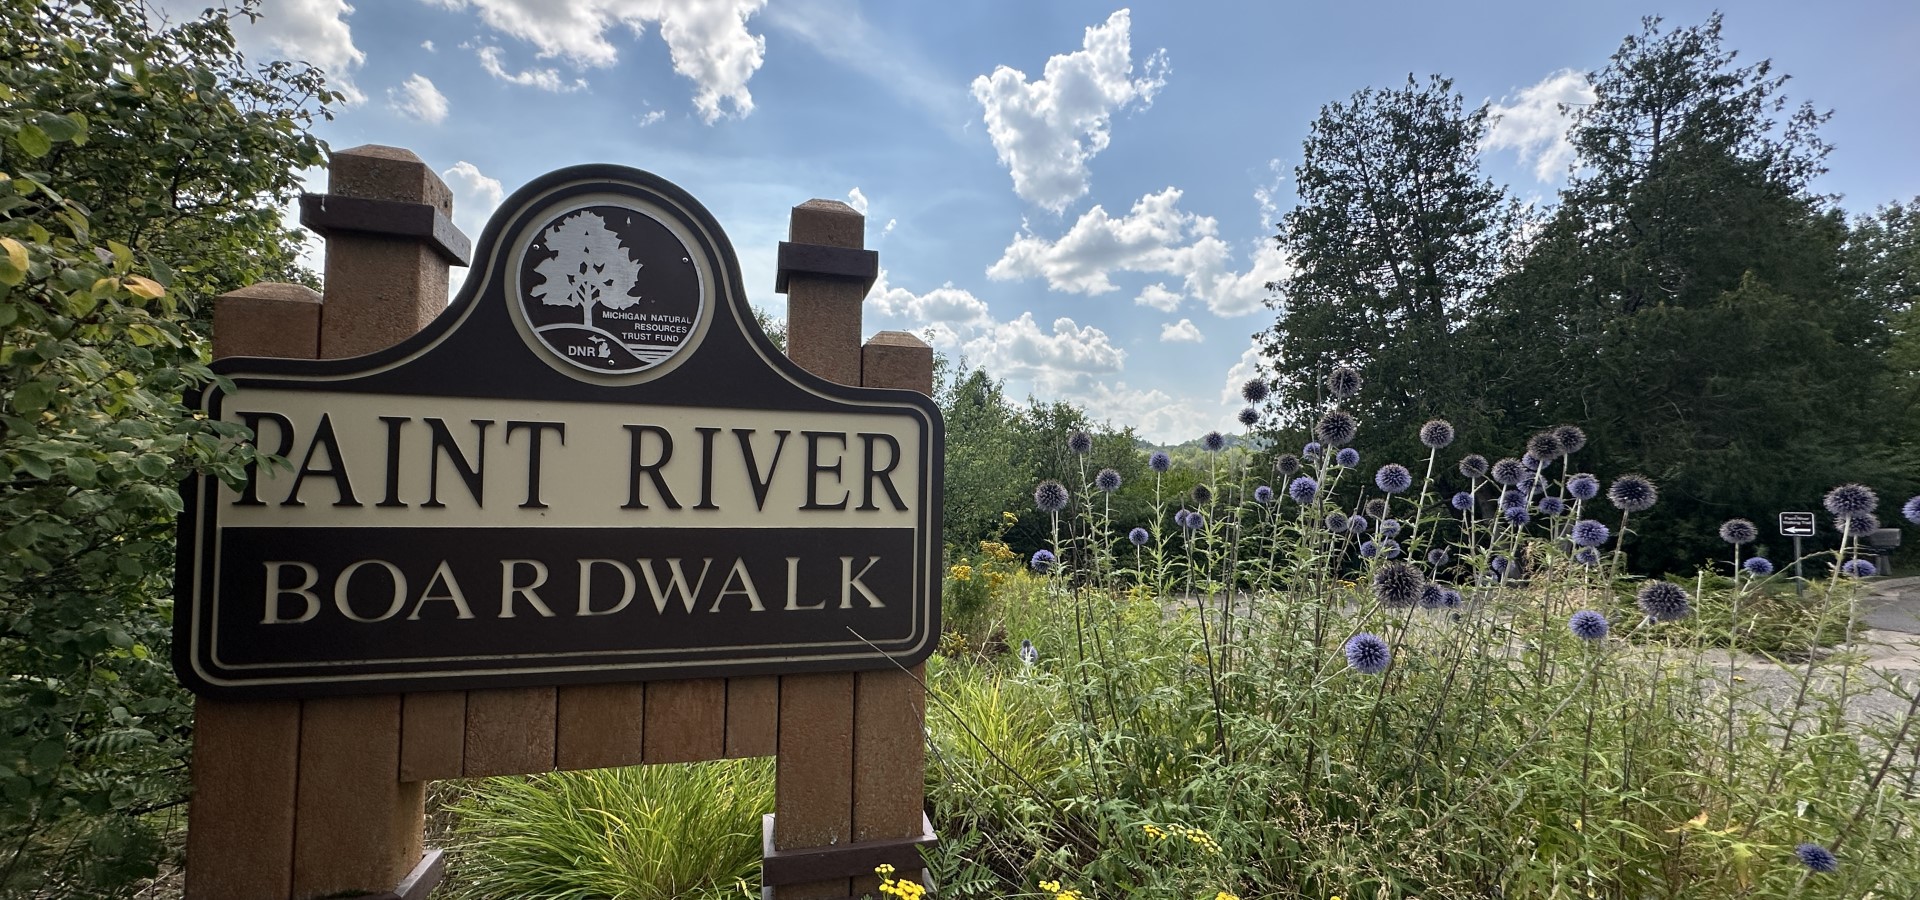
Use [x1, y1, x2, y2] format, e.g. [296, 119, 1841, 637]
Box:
[529, 211, 643, 325]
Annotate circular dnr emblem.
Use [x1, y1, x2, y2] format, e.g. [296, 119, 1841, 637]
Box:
[516, 204, 702, 374]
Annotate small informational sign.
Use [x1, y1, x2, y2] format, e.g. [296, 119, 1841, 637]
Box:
[1779, 512, 1816, 537]
[174, 167, 942, 699]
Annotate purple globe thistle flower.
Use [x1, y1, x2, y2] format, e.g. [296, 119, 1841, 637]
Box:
[1288, 476, 1318, 504]
[1202, 431, 1227, 453]
[1378, 518, 1402, 538]
[1034, 480, 1071, 514]
[1128, 526, 1150, 546]
[1373, 561, 1425, 607]
[1491, 458, 1525, 486]
[1553, 424, 1587, 455]
[1538, 496, 1567, 516]
[1427, 548, 1449, 567]
[1237, 407, 1260, 427]
[1567, 473, 1600, 501]
[1419, 418, 1456, 449]
[1419, 584, 1448, 610]
[1335, 447, 1360, 468]
[1569, 610, 1609, 641]
[1836, 512, 1880, 535]
[1068, 431, 1094, 454]
[1500, 488, 1525, 507]
[1344, 632, 1391, 674]
[1327, 366, 1363, 399]
[1347, 515, 1370, 535]
[1030, 549, 1056, 573]
[1743, 557, 1773, 576]
[1573, 548, 1601, 567]
[1149, 451, 1172, 472]
[1502, 505, 1530, 526]
[1823, 483, 1878, 517]
[1174, 509, 1193, 529]
[1358, 540, 1380, 559]
[1254, 484, 1275, 503]
[1516, 475, 1539, 496]
[1607, 475, 1658, 512]
[1451, 491, 1474, 511]
[1719, 518, 1758, 545]
[1375, 464, 1414, 494]
[1490, 555, 1511, 579]
[1794, 843, 1838, 874]
[1018, 639, 1038, 665]
[1276, 454, 1301, 476]
[1441, 588, 1463, 609]
[1904, 495, 1920, 524]
[1842, 559, 1877, 578]
[1096, 468, 1122, 493]
[1192, 484, 1213, 505]
[1303, 441, 1323, 458]
[1570, 519, 1611, 548]
[1636, 581, 1692, 622]
[1527, 431, 1565, 462]
[1364, 498, 1388, 518]
[1459, 454, 1489, 479]
[1184, 510, 1206, 530]
[1316, 410, 1359, 446]
[1241, 378, 1270, 404]
[1325, 512, 1349, 532]
[1380, 539, 1403, 559]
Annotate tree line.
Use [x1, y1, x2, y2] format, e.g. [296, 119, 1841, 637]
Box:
[1254, 13, 1917, 573]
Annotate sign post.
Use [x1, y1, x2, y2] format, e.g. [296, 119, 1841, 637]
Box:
[179, 152, 941, 899]
[1780, 512, 1816, 597]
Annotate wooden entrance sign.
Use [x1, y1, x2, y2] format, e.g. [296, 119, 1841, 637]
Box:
[180, 146, 939, 899]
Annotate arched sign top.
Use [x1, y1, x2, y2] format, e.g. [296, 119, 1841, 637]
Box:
[175, 165, 944, 699]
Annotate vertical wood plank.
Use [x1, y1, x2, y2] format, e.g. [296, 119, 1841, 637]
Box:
[555, 683, 645, 771]
[462, 687, 557, 777]
[642, 679, 727, 763]
[185, 698, 300, 900]
[399, 691, 466, 782]
[849, 666, 928, 896]
[724, 676, 779, 758]
[291, 696, 419, 899]
[773, 672, 855, 899]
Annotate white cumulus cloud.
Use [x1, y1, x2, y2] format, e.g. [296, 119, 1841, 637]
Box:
[434, 0, 768, 121]
[1485, 68, 1594, 182]
[866, 269, 992, 329]
[988, 187, 1288, 317]
[387, 74, 449, 124]
[475, 45, 588, 92]
[1160, 318, 1203, 343]
[846, 187, 870, 216]
[970, 9, 1168, 211]
[154, 0, 366, 103]
[961, 312, 1125, 396]
[1135, 283, 1180, 312]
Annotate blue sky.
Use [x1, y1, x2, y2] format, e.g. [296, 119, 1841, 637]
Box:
[177, 0, 1920, 442]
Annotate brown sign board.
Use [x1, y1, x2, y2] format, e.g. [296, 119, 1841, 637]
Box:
[174, 166, 943, 699]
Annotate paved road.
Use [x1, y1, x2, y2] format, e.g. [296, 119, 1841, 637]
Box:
[1708, 576, 1920, 726]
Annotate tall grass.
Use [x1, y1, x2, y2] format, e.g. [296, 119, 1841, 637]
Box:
[444, 759, 771, 900]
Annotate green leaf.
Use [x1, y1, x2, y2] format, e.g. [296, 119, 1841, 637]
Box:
[15, 124, 51, 159]
[28, 740, 62, 771]
[12, 379, 54, 414]
[63, 456, 98, 487]
[133, 454, 169, 478]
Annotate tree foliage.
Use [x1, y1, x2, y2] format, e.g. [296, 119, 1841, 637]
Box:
[1257, 75, 1517, 466]
[1262, 14, 1916, 572]
[0, 2, 335, 891]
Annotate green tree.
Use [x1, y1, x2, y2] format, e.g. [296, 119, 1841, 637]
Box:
[1493, 13, 1884, 571]
[0, 2, 335, 892]
[936, 360, 1026, 554]
[1256, 75, 1517, 465]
